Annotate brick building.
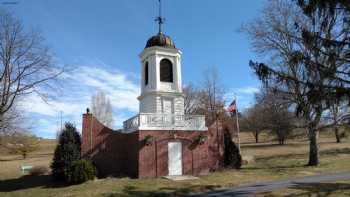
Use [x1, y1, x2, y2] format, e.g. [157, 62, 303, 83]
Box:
[81, 12, 225, 178]
[81, 114, 224, 178]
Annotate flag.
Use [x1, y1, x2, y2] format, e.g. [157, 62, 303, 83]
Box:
[227, 99, 237, 113]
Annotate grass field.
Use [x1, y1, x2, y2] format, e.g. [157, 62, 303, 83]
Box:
[0, 129, 349, 197]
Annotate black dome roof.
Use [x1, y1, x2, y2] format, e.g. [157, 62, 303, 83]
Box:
[145, 33, 176, 49]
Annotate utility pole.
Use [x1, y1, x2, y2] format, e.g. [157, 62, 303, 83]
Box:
[234, 95, 241, 154]
[229, 94, 241, 154]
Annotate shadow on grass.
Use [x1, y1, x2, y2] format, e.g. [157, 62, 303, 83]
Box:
[0, 175, 70, 192]
[287, 182, 350, 197]
[243, 153, 307, 171]
[243, 147, 350, 172]
[321, 148, 350, 156]
[103, 184, 221, 197]
[244, 164, 307, 171]
[0, 158, 24, 162]
[251, 147, 350, 166]
[0, 152, 53, 162]
[241, 143, 305, 149]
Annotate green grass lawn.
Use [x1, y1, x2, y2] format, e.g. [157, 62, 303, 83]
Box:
[0, 132, 349, 197]
[0, 139, 56, 180]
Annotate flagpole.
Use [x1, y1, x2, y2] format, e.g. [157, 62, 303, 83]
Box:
[235, 95, 241, 154]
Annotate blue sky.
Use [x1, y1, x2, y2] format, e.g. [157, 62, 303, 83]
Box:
[7, 0, 265, 138]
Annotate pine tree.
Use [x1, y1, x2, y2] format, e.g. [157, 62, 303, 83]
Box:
[51, 122, 81, 181]
[223, 132, 242, 169]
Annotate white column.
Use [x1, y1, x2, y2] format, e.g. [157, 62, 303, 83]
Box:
[140, 60, 145, 93]
[155, 55, 160, 91]
[176, 56, 182, 92]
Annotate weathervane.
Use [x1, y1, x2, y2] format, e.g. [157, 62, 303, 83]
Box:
[155, 0, 165, 34]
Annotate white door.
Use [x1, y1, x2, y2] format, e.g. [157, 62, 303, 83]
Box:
[163, 98, 174, 125]
[168, 142, 182, 176]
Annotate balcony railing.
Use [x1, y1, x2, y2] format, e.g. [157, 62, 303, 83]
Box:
[123, 113, 207, 133]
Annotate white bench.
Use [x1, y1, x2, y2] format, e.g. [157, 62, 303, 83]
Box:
[21, 165, 33, 174]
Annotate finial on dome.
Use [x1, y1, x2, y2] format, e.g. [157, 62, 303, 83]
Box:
[155, 0, 165, 34]
[145, 0, 176, 49]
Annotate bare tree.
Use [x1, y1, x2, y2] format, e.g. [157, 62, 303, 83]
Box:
[5, 133, 39, 159]
[257, 90, 296, 145]
[243, 0, 337, 165]
[183, 84, 197, 114]
[91, 90, 113, 128]
[241, 89, 296, 144]
[0, 103, 21, 133]
[241, 104, 266, 143]
[200, 66, 226, 126]
[330, 102, 342, 143]
[183, 84, 202, 115]
[0, 11, 62, 135]
[323, 101, 350, 143]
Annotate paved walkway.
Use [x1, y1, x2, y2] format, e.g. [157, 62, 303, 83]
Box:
[164, 175, 199, 181]
[185, 172, 350, 197]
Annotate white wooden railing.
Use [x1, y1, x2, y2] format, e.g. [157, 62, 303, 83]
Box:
[123, 113, 207, 132]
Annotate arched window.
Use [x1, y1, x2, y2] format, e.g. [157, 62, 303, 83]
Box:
[145, 62, 149, 85]
[160, 59, 173, 82]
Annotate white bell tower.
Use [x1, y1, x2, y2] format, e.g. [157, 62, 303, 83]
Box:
[137, 0, 184, 115]
[138, 37, 184, 115]
[123, 0, 206, 132]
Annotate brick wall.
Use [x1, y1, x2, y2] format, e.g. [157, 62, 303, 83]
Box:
[207, 121, 225, 171]
[81, 113, 139, 177]
[81, 113, 225, 178]
[138, 130, 210, 178]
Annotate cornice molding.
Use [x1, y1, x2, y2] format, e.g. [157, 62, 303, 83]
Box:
[138, 91, 184, 100]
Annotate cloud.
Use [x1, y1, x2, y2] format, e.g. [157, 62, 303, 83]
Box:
[225, 86, 260, 110]
[19, 62, 140, 138]
[236, 86, 259, 94]
[23, 94, 82, 117]
[67, 66, 140, 112]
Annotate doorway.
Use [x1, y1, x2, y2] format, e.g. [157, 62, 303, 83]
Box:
[168, 142, 182, 176]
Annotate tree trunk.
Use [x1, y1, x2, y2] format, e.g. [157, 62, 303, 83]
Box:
[308, 128, 319, 166]
[281, 137, 285, 145]
[334, 126, 341, 143]
[279, 139, 285, 145]
[255, 131, 259, 143]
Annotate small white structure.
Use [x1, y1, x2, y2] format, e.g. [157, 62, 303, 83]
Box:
[123, 32, 206, 132]
[139, 45, 184, 115]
